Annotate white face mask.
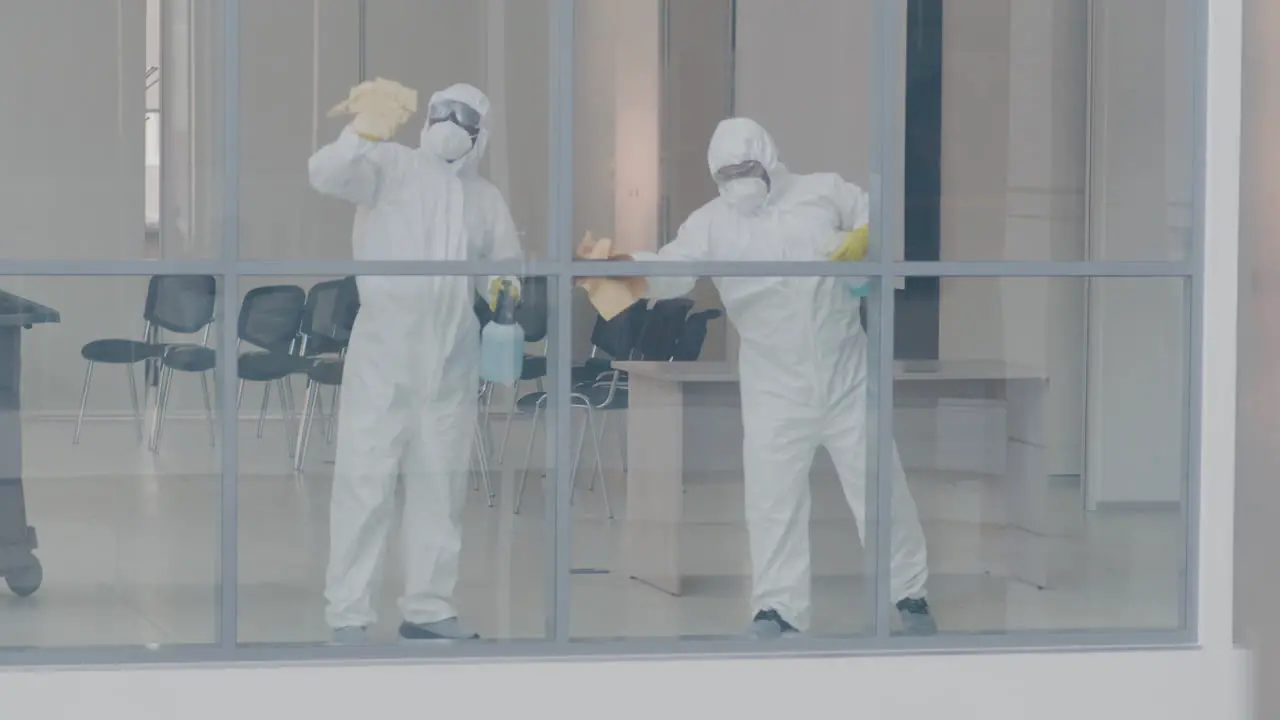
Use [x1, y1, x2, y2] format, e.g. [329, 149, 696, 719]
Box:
[719, 177, 769, 214]
[424, 122, 474, 163]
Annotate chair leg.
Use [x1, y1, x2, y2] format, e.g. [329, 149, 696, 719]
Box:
[473, 416, 495, 507]
[311, 384, 324, 440]
[200, 371, 216, 447]
[147, 367, 163, 451]
[470, 394, 482, 491]
[150, 366, 174, 452]
[496, 381, 521, 464]
[72, 361, 95, 445]
[513, 402, 543, 515]
[615, 412, 628, 473]
[277, 379, 296, 458]
[481, 381, 497, 455]
[326, 385, 340, 442]
[126, 364, 143, 442]
[294, 380, 320, 472]
[569, 408, 590, 507]
[588, 413, 607, 491]
[256, 381, 271, 439]
[585, 408, 614, 520]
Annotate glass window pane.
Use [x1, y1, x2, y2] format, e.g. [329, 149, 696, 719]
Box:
[934, 0, 1194, 262]
[567, 275, 885, 639]
[0, 2, 153, 260]
[888, 276, 1187, 634]
[238, 0, 550, 261]
[571, 0, 882, 261]
[0, 275, 221, 648]
[237, 274, 557, 645]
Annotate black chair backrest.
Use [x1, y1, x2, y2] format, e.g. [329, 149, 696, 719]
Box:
[636, 298, 695, 361]
[670, 309, 723, 362]
[515, 276, 550, 344]
[473, 276, 550, 345]
[589, 300, 648, 360]
[144, 275, 217, 334]
[473, 293, 494, 328]
[239, 285, 307, 354]
[301, 277, 360, 353]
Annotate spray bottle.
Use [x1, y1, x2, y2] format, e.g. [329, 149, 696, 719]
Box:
[480, 280, 525, 386]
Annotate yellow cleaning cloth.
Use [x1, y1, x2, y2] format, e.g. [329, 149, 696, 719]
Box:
[828, 225, 870, 262]
[577, 232, 641, 321]
[327, 78, 418, 141]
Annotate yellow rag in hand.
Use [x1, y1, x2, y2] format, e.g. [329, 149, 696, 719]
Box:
[829, 226, 870, 262]
[488, 277, 520, 311]
[328, 78, 419, 141]
[577, 232, 641, 321]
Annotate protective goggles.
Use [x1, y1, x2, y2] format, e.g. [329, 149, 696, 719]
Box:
[427, 99, 482, 138]
[712, 160, 770, 189]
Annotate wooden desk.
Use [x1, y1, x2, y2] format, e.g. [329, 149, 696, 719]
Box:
[613, 360, 1050, 596]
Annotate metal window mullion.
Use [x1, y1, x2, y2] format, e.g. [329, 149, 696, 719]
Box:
[890, 260, 1195, 277]
[547, 0, 576, 644]
[1180, 0, 1208, 640]
[0, 259, 1196, 279]
[0, 260, 228, 276]
[554, 260, 1192, 279]
[234, 259, 562, 277]
[0, 625, 1196, 667]
[870, 0, 908, 639]
[216, 0, 241, 654]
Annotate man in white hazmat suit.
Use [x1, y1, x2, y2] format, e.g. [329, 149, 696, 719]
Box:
[597, 118, 935, 638]
[309, 82, 522, 643]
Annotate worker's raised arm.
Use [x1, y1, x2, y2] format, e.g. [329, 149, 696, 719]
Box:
[308, 126, 409, 206]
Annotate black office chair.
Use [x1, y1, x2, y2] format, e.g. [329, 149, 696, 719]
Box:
[510, 298, 688, 519]
[574, 298, 698, 494]
[233, 285, 310, 456]
[74, 274, 216, 445]
[633, 298, 695, 364]
[293, 277, 359, 472]
[670, 309, 724, 362]
[151, 284, 309, 453]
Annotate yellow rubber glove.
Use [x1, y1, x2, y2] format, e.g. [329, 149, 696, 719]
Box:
[351, 111, 402, 142]
[329, 78, 418, 141]
[828, 226, 870, 261]
[488, 276, 521, 311]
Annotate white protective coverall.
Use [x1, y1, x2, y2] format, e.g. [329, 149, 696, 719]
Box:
[631, 118, 929, 632]
[309, 83, 522, 631]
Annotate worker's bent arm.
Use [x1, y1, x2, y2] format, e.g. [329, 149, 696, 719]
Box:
[629, 210, 712, 299]
[308, 126, 408, 206]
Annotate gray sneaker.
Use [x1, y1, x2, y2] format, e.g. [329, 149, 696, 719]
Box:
[747, 609, 800, 639]
[895, 597, 938, 636]
[399, 617, 480, 641]
[329, 626, 370, 645]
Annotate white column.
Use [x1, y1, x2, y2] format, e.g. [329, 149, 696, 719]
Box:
[1085, 0, 1189, 505]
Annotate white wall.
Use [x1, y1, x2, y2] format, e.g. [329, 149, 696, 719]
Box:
[0, 1, 151, 420]
[0, 648, 1250, 720]
[1085, 0, 1193, 505]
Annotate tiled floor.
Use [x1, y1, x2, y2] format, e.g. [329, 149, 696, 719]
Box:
[0, 415, 1184, 649]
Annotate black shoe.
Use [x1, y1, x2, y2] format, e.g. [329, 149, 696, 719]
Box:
[895, 597, 938, 636]
[748, 609, 799, 639]
[398, 618, 480, 641]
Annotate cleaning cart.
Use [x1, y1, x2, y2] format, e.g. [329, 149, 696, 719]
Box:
[0, 290, 59, 596]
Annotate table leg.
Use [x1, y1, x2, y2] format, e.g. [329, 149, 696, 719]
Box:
[623, 374, 685, 596]
[1004, 377, 1051, 589]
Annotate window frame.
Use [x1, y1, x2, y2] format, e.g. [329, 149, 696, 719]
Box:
[0, 0, 1205, 665]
